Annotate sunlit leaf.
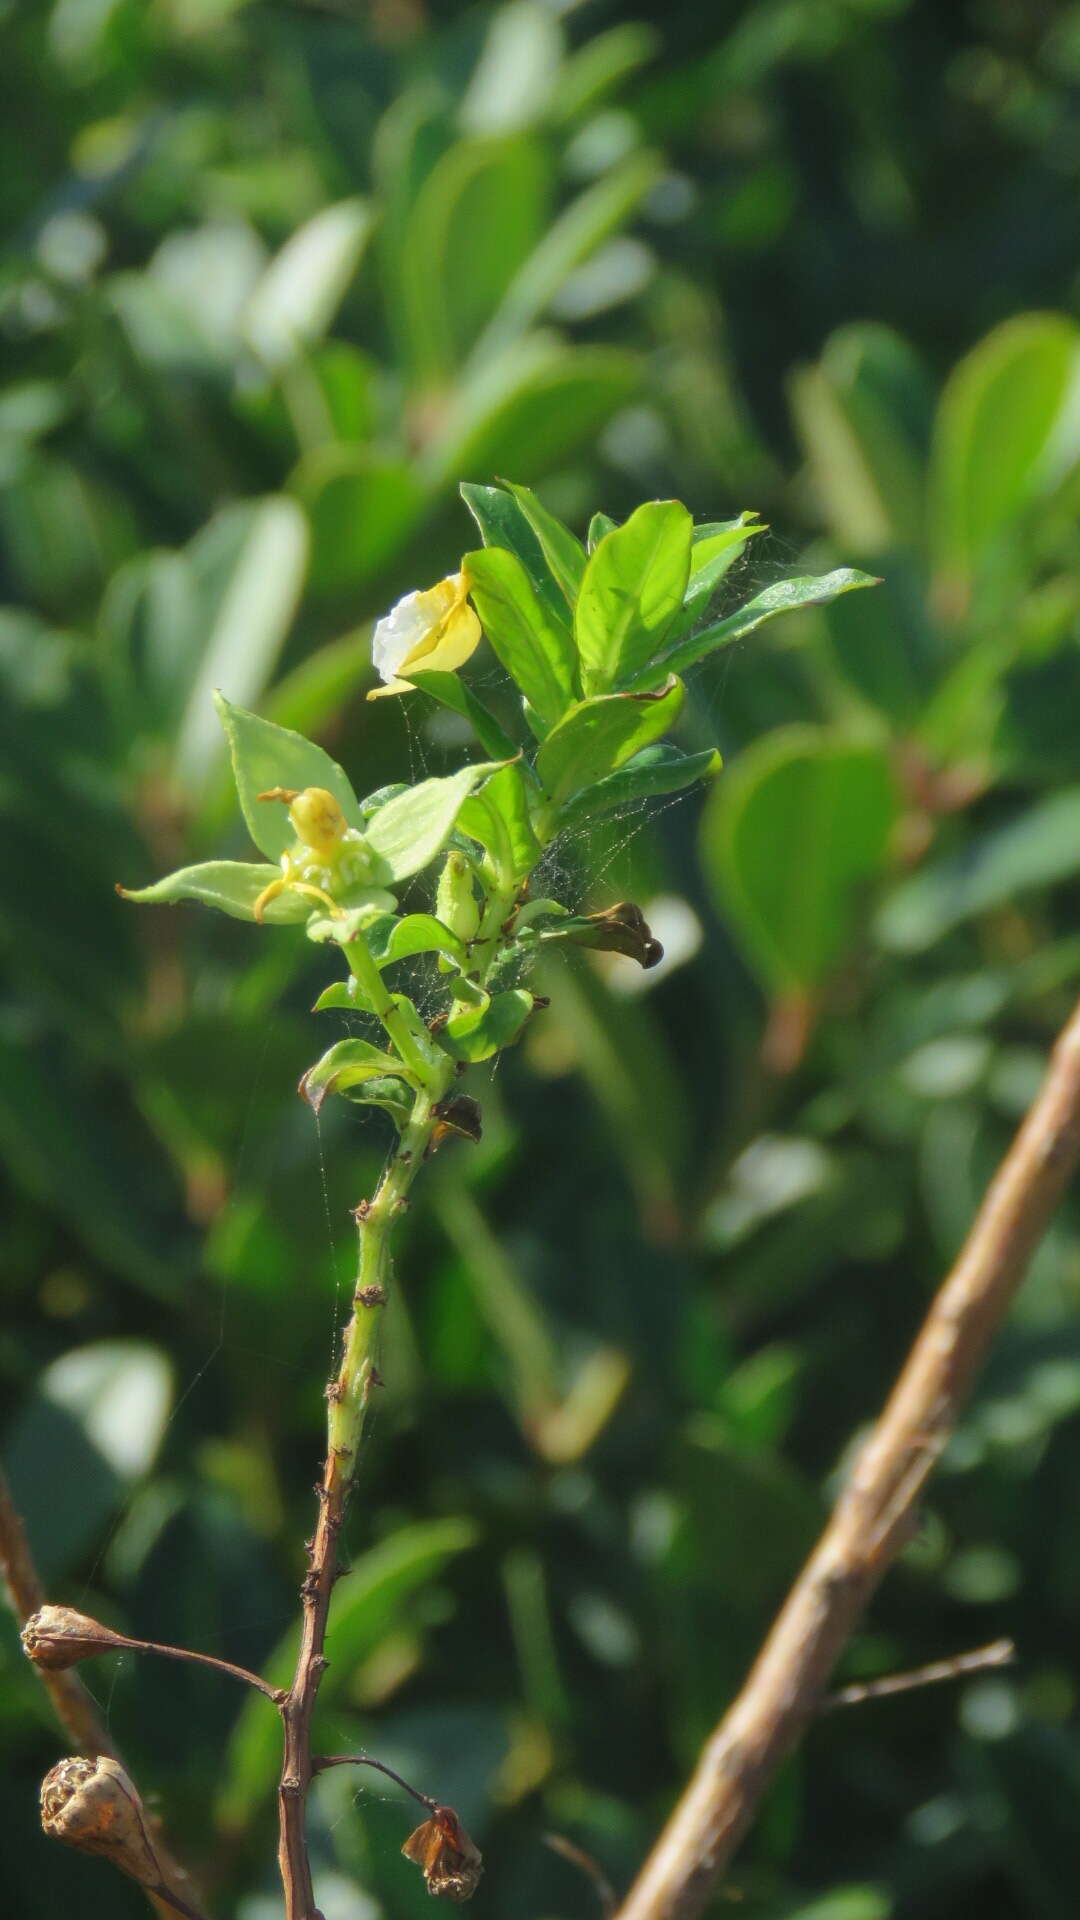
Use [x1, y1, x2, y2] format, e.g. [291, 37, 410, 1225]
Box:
[575, 500, 692, 693]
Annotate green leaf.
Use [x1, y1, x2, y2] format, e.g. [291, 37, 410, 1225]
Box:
[440, 989, 535, 1062]
[427, 337, 639, 490]
[930, 314, 1080, 613]
[299, 1037, 409, 1112]
[465, 545, 579, 726]
[342, 1074, 417, 1128]
[213, 691, 363, 860]
[401, 135, 550, 376]
[219, 1518, 478, 1825]
[458, 762, 542, 882]
[673, 512, 766, 634]
[503, 481, 586, 605]
[556, 744, 722, 831]
[634, 568, 879, 690]
[173, 499, 309, 785]
[460, 480, 570, 630]
[588, 511, 618, 550]
[877, 787, 1080, 954]
[701, 728, 897, 992]
[364, 761, 503, 883]
[575, 500, 693, 693]
[119, 861, 310, 924]
[406, 665, 520, 761]
[470, 150, 663, 363]
[374, 913, 468, 969]
[789, 322, 932, 552]
[537, 677, 685, 805]
[244, 198, 373, 369]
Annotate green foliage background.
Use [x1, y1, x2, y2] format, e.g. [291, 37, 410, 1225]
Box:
[4, 3, 1080, 1917]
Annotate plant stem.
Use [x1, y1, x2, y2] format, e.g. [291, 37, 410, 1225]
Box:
[614, 992, 1080, 1920]
[277, 880, 525, 1917]
[277, 1084, 445, 1920]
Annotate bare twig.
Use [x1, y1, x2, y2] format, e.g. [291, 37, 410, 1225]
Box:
[616, 994, 1080, 1920]
[0, 1466, 205, 1920]
[821, 1636, 1016, 1710]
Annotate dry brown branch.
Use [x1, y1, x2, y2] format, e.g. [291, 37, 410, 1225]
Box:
[616, 993, 1080, 1920]
[0, 1465, 204, 1920]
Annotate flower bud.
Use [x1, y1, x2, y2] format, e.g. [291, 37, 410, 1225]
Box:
[435, 851, 480, 944]
[288, 787, 348, 858]
[40, 1755, 166, 1889]
[401, 1805, 483, 1902]
[22, 1605, 128, 1671]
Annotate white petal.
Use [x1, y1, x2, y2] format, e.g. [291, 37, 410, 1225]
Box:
[372, 590, 433, 684]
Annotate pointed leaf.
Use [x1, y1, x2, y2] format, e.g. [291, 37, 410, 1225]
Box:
[537, 676, 684, 805]
[634, 568, 879, 690]
[376, 913, 468, 969]
[364, 762, 503, 883]
[299, 1038, 409, 1113]
[674, 513, 766, 634]
[245, 198, 373, 369]
[119, 861, 309, 924]
[406, 666, 520, 762]
[558, 744, 722, 831]
[440, 989, 535, 1062]
[465, 545, 579, 724]
[588, 511, 618, 550]
[214, 692, 362, 860]
[575, 500, 692, 693]
[458, 762, 542, 883]
[503, 481, 586, 605]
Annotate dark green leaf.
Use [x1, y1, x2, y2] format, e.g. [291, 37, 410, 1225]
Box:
[503, 480, 586, 605]
[299, 1038, 411, 1112]
[406, 666, 520, 761]
[634, 568, 879, 690]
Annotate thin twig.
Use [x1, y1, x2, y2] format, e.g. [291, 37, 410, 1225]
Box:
[313, 1752, 437, 1808]
[615, 993, 1080, 1920]
[821, 1636, 1016, 1710]
[0, 1465, 206, 1920]
[544, 1832, 618, 1918]
[101, 1630, 283, 1701]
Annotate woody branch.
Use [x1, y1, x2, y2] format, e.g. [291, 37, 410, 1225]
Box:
[615, 991, 1080, 1920]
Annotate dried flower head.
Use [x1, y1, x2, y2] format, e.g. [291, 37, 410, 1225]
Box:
[40, 1755, 166, 1888]
[22, 1604, 128, 1671]
[401, 1805, 483, 1902]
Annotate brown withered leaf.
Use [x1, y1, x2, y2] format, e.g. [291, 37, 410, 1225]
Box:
[402, 1805, 483, 1902]
[562, 900, 663, 969]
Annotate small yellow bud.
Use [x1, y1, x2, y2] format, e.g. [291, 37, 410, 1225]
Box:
[41, 1755, 167, 1889]
[288, 787, 348, 858]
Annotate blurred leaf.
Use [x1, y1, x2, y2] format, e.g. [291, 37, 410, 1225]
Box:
[460, 1, 563, 134]
[930, 315, 1080, 613]
[174, 499, 309, 787]
[291, 448, 424, 596]
[877, 788, 1080, 952]
[428, 337, 639, 488]
[245, 198, 373, 369]
[402, 136, 550, 376]
[702, 728, 897, 991]
[790, 322, 933, 552]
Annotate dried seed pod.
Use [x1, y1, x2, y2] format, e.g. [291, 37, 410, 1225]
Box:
[40, 1755, 166, 1888]
[402, 1805, 483, 1902]
[22, 1604, 128, 1670]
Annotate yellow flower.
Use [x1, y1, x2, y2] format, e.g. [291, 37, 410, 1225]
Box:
[368, 571, 480, 699]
